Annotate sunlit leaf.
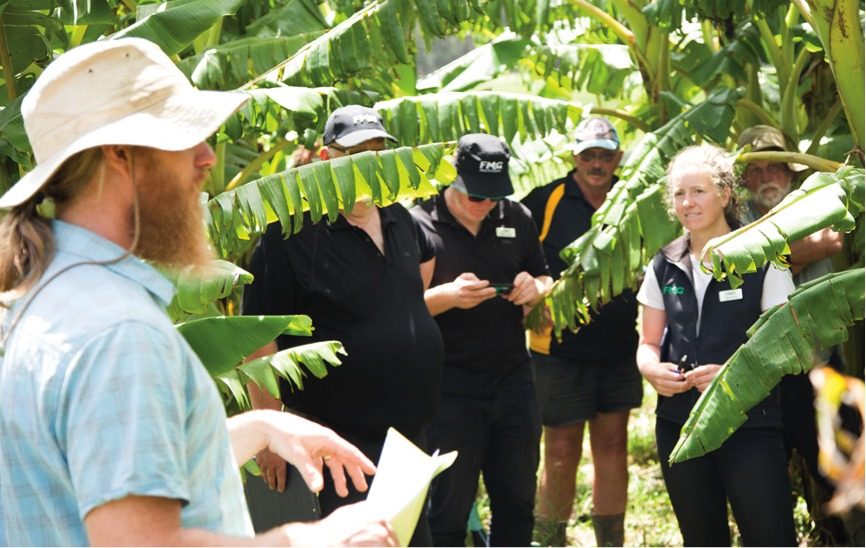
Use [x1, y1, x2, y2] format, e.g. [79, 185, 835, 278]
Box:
[177, 314, 314, 376]
[670, 268, 865, 463]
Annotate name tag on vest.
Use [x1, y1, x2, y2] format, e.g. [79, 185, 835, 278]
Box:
[718, 288, 743, 302]
[496, 226, 516, 238]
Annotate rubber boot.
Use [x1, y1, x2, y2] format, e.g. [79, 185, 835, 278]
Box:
[591, 512, 624, 547]
[533, 519, 567, 546]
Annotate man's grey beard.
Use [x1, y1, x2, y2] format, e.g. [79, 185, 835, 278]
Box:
[752, 183, 787, 211]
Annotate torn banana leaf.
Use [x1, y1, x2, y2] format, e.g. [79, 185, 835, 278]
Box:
[205, 144, 455, 256]
[177, 314, 314, 377]
[703, 166, 865, 287]
[670, 268, 865, 464]
[164, 259, 253, 320]
[216, 341, 346, 410]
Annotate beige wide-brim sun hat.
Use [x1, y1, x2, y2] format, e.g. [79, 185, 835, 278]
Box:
[0, 37, 250, 209]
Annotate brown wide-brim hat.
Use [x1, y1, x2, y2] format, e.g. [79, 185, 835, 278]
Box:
[737, 125, 808, 173]
[0, 38, 250, 209]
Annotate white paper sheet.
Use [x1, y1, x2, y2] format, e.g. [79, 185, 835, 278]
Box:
[366, 428, 458, 546]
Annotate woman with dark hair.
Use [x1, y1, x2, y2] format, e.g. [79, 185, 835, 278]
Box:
[636, 144, 797, 546]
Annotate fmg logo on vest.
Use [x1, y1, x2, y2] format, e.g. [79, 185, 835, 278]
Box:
[662, 284, 685, 295]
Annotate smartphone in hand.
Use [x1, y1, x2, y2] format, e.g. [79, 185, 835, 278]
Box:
[490, 283, 514, 295]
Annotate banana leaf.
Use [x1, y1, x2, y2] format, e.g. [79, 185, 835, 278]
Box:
[416, 34, 533, 93]
[216, 340, 345, 410]
[525, 87, 742, 335]
[670, 268, 866, 463]
[178, 34, 324, 90]
[258, 0, 477, 88]
[703, 166, 865, 287]
[205, 143, 455, 256]
[376, 91, 582, 146]
[375, 91, 581, 195]
[111, 0, 245, 55]
[176, 314, 314, 377]
[163, 259, 253, 319]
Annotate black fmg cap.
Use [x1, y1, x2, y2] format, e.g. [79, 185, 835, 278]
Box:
[452, 133, 514, 199]
[323, 105, 396, 147]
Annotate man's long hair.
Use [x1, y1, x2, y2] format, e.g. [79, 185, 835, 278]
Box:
[0, 148, 102, 301]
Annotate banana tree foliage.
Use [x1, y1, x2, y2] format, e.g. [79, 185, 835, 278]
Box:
[524, 87, 742, 335]
[176, 313, 345, 411]
[669, 268, 866, 463]
[376, 90, 583, 193]
[206, 143, 455, 256]
[165, 259, 253, 320]
[702, 166, 865, 287]
[1, 0, 863, 421]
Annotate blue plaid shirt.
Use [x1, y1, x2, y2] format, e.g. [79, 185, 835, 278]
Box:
[0, 221, 252, 545]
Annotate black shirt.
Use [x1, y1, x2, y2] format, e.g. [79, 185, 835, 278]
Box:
[243, 204, 444, 440]
[412, 193, 549, 397]
[522, 170, 638, 361]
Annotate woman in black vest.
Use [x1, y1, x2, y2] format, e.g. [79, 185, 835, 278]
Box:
[636, 144, 796, 546]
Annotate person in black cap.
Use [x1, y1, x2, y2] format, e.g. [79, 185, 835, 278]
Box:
[411, 133, 552, 546]
[521, 117, 641, 546]
[243, 105, 444, 545]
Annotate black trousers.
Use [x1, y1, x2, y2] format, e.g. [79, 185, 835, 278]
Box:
[427, 376, 541, 547]
[317, 429, 433, 546]
[656, 418, 796, 547]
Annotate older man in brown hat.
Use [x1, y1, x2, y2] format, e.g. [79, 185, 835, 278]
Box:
[0, 38, 395, 547]
[738, 124, 843, 280]
[738, 124, 846, 529]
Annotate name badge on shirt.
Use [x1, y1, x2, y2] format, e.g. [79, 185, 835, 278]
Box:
[718, 288, 743, 302]
[496, 226, 516, 238]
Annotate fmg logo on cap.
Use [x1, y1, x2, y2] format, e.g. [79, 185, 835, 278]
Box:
[479, 160, 504, 173]
[662, 284, 685, 295]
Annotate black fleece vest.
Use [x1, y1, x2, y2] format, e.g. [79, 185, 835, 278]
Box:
[652, 236, 782, 428]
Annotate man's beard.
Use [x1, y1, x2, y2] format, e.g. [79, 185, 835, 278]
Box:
[132, 157, 213, 269]
[752, 182, 787, 211]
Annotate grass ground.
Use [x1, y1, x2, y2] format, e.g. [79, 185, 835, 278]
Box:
[471, 382, 826, 546]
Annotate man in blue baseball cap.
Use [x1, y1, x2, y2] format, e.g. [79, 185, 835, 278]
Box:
[522, 117, 640, 546]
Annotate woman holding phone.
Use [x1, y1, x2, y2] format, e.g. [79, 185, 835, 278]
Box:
[636, 144, 797, 546]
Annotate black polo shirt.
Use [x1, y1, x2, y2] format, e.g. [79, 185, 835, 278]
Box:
[243, 204, 444, 440]
[412, 193, 549, 397]
[521, 170, 638, 361]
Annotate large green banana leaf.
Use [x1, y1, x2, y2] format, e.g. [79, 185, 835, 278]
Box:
[112, 0, 245, 55]
[669, 268, 866, 464]
[178, 34, 324, 91]
[416, 34, 533, 93]
[702, 167, 865, 287]
[259, 0, 478, 88]
[205, 143, 455, 255]
[216, 340, 345, 410]
[176, 314, 314, 377]
[164, 259, 253, 320]
[525, 87, 742, 335]
[375, 90, 582, 194]
[671, 20, 762, 88]
[241, 0, 329, 38]
[376, 91, 582, 145]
